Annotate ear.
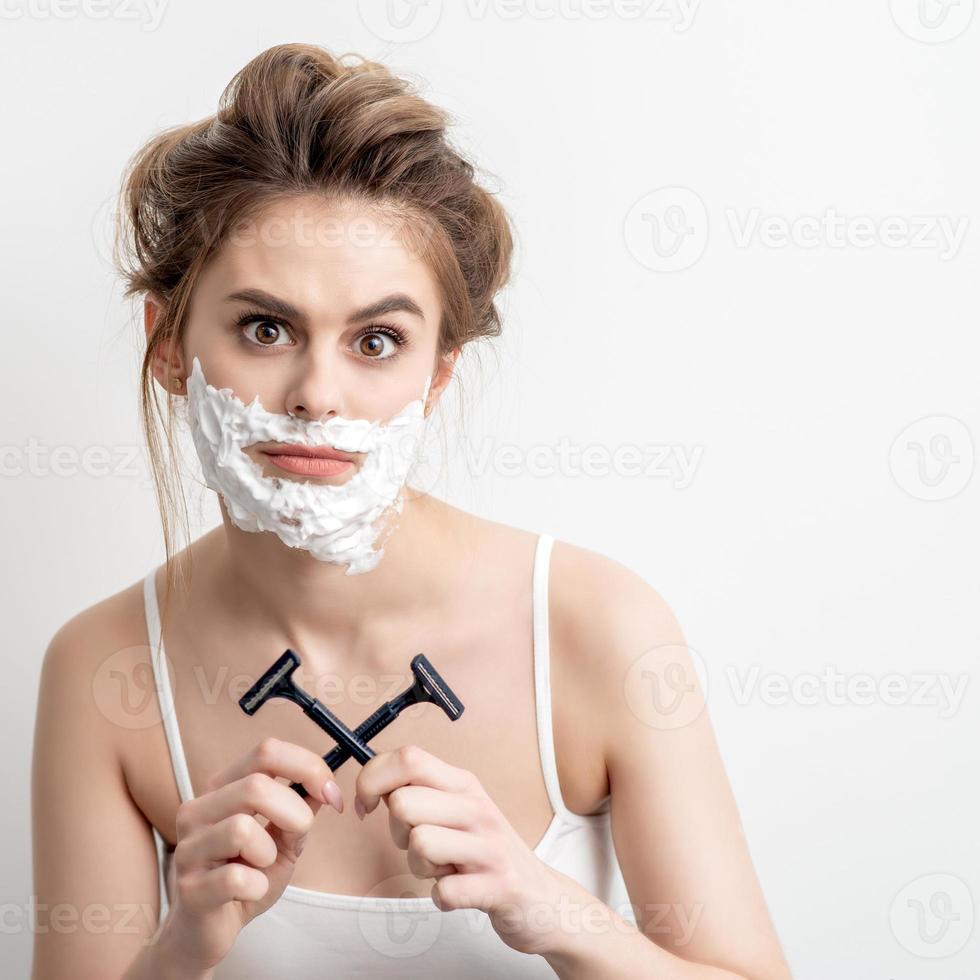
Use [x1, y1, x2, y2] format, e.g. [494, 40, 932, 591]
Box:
[142, 292, 161, 342]
[424, 348, 460, 417]
[144, 293, 187, 392]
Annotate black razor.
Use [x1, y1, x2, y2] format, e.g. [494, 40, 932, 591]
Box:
[239, 650, 465, 800]
[239, 649, 376, 765]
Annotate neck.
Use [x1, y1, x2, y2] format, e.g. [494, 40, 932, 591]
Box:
[200, 490, 472, 664]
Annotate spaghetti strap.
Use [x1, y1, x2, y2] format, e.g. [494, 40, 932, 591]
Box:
[531, 533, 573, 819]
[531, 534, 611, 824]
[143, 568, 196, 804]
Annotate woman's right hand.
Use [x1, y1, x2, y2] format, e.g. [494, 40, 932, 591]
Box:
[159, 737, 344, 972]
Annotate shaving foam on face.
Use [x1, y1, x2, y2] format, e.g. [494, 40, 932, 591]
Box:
[185, 355, 432, 575]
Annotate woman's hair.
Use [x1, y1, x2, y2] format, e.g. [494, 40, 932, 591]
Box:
[113, 42, 515, 607]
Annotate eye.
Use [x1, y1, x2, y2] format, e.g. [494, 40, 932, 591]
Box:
[355, 325, 408, 363]
[232, 309, 409, 363]
[235, 310, 293, 349]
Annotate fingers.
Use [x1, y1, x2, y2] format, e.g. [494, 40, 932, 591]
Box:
[206, 737, 341, 811]
[175, 813, 279, 875]
[177, 861, 271, 911]
[385, 785, 479, 850]
[431, 872, 500, 913]
[178, 771, 318, 839]
[356, 744, 479, 818]
[182, 736, 343, 835]
[406, 825, 496, 878]
[170, 737, 346, 919]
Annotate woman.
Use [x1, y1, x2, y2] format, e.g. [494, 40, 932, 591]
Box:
[31, 43, 792, 979]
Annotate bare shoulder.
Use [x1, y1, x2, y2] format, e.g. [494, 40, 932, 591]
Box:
[38, 575, 154, 751]
[44, 575, 150, 668]
[438, 501, 686, 661]
[547, 536, 687, 672]
[445, 503, 685, 656]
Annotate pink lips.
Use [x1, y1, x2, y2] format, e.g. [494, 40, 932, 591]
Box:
[261, 444, 355, 477]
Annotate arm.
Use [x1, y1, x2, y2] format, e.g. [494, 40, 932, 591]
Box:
[540, 547, 793, 979]
[30, 607, 211, 979]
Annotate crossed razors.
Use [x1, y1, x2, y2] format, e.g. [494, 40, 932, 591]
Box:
[239, 649, 465, 798]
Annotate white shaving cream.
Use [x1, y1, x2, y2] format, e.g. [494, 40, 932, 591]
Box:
[185, 355, 431, 575]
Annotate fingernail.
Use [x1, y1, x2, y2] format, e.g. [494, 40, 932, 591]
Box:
[321, 780, 344, 813]
[354, 797, 366, 821]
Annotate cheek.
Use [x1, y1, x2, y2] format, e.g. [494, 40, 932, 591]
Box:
[186, 346, 284, 411]
[356, 373, 431, 423]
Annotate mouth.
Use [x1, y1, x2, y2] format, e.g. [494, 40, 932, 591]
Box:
[257, 443, 357, 478]
[263, 444, 354, 461]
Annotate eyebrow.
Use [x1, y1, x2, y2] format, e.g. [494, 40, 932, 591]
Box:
[224, 288, 426, 325]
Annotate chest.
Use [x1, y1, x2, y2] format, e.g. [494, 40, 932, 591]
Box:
[125, 576, 607, 898]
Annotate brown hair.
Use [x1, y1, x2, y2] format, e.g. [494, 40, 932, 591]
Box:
[113, 43, 515, 612]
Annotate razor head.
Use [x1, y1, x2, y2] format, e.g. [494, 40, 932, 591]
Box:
[411, 653, 464, 720]
[239, 649, 301, 716]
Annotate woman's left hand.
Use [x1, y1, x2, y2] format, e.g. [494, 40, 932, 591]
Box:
[354, 743, 570, 957]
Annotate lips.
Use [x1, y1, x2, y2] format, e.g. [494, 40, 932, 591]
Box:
[261, 444, 354, 462]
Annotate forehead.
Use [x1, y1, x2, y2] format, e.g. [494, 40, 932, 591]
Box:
[197, 195, 442, 320]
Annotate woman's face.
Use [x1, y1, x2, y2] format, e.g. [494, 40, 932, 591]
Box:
[153, 194, 454, 482]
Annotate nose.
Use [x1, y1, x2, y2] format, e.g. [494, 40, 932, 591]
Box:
[284, 350, 349, 423]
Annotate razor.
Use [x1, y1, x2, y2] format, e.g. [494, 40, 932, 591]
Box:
[239, 649, 465, 799]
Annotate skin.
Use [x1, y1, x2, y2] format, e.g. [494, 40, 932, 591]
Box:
[31, 196, 793, 979]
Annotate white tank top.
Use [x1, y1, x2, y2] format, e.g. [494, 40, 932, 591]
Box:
[144, 533, 636, 977]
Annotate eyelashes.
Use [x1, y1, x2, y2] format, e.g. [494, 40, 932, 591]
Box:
[232, 308, 410, 363]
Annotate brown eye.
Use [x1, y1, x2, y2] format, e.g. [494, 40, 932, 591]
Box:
[358, 331, 397, 359]
[237, 317, 292, 348]
[253, 322, 282, 345]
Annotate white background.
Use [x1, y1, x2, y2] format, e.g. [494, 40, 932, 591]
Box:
[3, 2, 978, 977]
